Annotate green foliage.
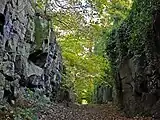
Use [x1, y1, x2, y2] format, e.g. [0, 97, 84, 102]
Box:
[24, 88, 51, 105]
[57, 0, 133, 103]
[34, 15, 49, 50]
[91, 0, 132, 24]
[106, 0, 153, 71]
[91, 1, 133, 101]
[34, 15, 43, 49]
[14, 107, 38, 120]
[14, 89, 50, 120]
[94, 0, 132, 60]
[60, 36, 108, 103]
[33, 0, 134, 103]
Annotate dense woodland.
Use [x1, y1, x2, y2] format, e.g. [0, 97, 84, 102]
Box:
[0, 0, 159, 119]
[34, 0, 132, 103]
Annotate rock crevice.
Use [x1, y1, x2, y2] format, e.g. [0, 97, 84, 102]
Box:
[0, 0, 63, 104]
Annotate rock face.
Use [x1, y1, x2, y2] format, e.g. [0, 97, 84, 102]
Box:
[93, 85, 113, 104]
[0, 0, 63, 104]
[116, 57, 156, 115]
[106, 0, 160, 117]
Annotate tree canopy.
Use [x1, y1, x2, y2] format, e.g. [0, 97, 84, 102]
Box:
[34, 0, 133, 103]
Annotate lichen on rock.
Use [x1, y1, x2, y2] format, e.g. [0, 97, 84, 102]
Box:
[0, 0, 63, 106]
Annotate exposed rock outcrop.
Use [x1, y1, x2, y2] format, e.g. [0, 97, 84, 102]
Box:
[0, 0, 63, 105]
[107, 0, 160, 117]
[93, 84, 113, 104]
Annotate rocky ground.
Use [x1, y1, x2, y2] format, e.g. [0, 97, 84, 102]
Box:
[0, 100, 152, 120]
[37, 103, 151, 120]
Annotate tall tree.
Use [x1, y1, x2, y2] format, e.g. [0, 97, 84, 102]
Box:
[34, 0, 132, 103]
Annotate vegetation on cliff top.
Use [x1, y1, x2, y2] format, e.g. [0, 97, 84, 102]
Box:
[1, 0, 156, 119]
[33, 0, 157, 106]
[106, 0, 153, 71]
[33, 0, 133, 103]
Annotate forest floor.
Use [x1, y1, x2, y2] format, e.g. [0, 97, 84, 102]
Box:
[37, 103, 152, 120]
[0, 101, 152, 120]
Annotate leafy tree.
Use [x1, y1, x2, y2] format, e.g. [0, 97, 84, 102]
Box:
[60, 36, 107, 103]
[33, 0, 132, 103]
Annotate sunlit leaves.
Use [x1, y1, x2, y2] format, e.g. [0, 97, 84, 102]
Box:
[59, 35, 107, 103]
[34, 0, 132, 103]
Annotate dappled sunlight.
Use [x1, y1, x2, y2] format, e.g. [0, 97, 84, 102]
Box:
[0, 0, 154, 119]
[81, 99, 88, 104]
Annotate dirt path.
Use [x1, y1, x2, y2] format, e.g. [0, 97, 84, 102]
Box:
[37, 103, 152, 120]
[0, 102, 152, 120]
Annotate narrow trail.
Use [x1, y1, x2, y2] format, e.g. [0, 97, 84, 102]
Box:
[0, 101, 152, 120]
[37, 103, 152, 120]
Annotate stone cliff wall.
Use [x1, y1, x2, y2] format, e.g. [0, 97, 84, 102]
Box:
[93, 85, 113, 104]
[107, 0, 160, 118]
[0, 0, 63, 105]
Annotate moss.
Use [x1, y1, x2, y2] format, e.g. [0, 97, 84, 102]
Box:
[34, 15, 43, 49]
[34, 15, 49, 50]
[105, 0, 160, 116]
[106, 0, 154, 70]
